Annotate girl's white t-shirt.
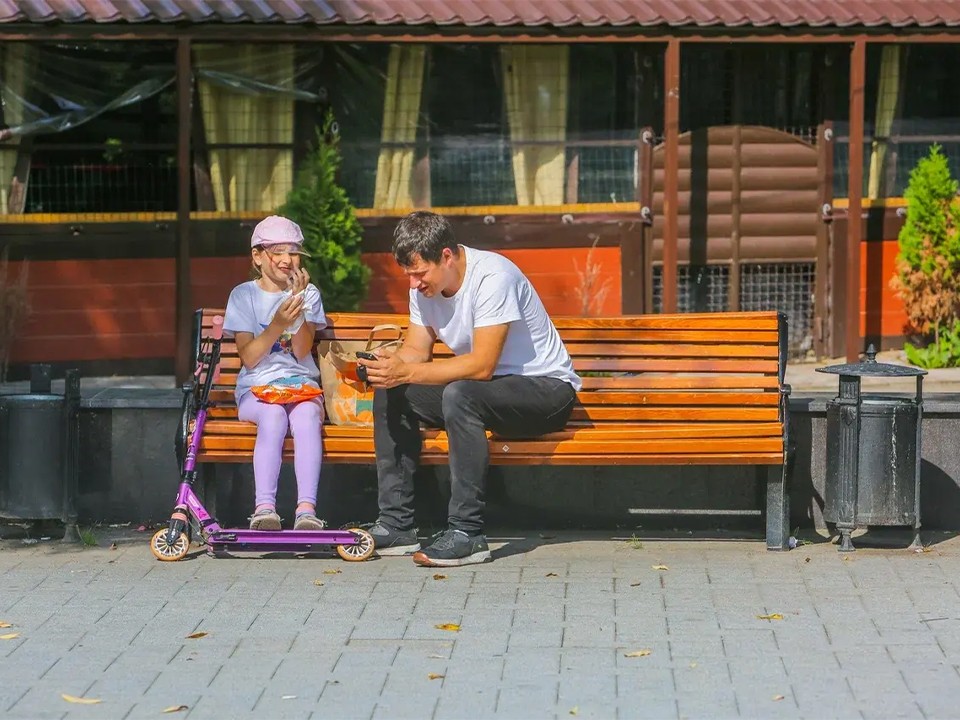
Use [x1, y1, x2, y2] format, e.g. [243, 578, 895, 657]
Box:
[222, 280, 327, 401]
[410, 246, 582, 390]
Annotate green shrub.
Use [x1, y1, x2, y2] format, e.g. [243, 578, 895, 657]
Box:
[890, 144, 960, 366]
[904, 319, 960, 369]
[279, 112, 370, 311]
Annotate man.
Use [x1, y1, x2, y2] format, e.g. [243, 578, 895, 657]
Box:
[358, 211, 582, 567]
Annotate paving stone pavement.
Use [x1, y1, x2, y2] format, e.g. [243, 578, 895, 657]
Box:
[2, 527, 960, 719]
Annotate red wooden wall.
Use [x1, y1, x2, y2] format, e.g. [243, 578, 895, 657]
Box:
[8, 247, 622, 366]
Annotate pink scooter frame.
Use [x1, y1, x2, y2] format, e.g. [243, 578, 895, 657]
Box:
[150, 314, 374, 562]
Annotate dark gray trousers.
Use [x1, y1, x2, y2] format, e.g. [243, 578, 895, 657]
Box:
[374, 376, 577, 534]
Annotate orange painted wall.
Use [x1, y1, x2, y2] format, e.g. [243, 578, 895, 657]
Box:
[361, 247, 623, 316]
[859, 239, 908, 339]
[9, 248, 622, 365]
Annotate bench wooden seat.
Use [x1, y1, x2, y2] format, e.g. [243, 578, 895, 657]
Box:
[184, 309, 792, 549]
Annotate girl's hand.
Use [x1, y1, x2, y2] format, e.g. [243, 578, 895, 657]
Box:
[271, 293, 304, 329]
[287, 268, 310, 296]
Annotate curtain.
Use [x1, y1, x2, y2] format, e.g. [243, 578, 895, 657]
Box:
[867, 46, 903, 199]
[501, 46, 569, 206]
[373, 45, 426, 210]
[194, 44, 295, 212]
[0, 43, 28, 214]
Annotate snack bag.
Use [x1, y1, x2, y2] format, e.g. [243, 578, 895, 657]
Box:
[251, 375, 323, 404]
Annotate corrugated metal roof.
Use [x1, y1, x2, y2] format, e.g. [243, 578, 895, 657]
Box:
[1, 0, 959, 28]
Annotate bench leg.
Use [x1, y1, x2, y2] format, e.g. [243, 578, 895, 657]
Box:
[764, 463, 791, 551]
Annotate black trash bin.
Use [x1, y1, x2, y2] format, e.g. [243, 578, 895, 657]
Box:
[816, 346, 926, 552]
[0, 365, 80, 542]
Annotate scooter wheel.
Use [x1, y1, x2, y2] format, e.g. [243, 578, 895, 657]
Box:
[150, 529, 190, 562]
[336, 528, 375, 562]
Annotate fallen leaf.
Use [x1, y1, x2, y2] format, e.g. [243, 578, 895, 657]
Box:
[652, 565, 669, 571]
[630, 582, 641, 587]
[313, 580, 324, 587]
[546, 572, 559, 577]
[842, 556, 852, 562]
[569, 707, 579, 716]
[435, 623, 460, 632]
[624, 649, 652, 657]
[162, 705, 189, 713]
[804, 557, 811, 563]
[427, 673, 445, 680]
[323, 569, 342, 575]
[185, 631, 208, 639]
[756, 613, 784, 621]
[0, 633, 19, 640]
[0, 621, 11, 628]
[773, 695, 785, 701]
[62, 694, 102, 705]
[689, 662, 698, 668]
[432, 574, 446, 580]
[281, 695, 297, 700]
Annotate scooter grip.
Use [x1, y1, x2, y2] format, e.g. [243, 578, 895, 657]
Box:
[211, 315, 224, 340]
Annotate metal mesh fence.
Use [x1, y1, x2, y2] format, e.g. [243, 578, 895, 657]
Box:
[652, 262, 816, 359]
[25, 148, 178, 213]
[740, 262, 815, 359]
[652, 265, 730, 314]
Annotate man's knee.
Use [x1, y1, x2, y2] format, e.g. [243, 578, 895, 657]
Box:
[441, 381, 481, 422]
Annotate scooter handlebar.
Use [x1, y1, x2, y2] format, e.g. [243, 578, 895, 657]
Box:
[211, 315, 224, 340]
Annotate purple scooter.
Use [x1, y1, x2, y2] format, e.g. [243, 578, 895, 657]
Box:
[150, 315, 374, 563]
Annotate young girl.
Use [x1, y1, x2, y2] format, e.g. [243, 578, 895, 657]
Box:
[222, 215, 327, 531]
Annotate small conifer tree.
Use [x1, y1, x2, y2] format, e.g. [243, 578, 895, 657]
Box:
[890, 144, 960, 367]
[279, 112, 370, 311]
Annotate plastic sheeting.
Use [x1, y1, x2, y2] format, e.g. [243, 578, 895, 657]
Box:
[0, 42, 328, 143]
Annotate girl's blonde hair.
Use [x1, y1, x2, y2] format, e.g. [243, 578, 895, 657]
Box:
[250, 245, 264, 280]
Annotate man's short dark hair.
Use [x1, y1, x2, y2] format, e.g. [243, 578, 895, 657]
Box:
[392, 211, 459, 266]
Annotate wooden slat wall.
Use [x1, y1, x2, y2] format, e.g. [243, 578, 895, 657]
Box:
[649, 126, 820, 263]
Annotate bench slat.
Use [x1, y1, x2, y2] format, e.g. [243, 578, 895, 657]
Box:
[197, 420, 784, 440]
[197, 450, 785, 466]
[199, 435, 782, 455]
[201, 311, 782, 332]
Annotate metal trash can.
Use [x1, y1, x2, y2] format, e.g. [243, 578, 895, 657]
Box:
[0, 364, 81, 542]
[816, 346, 926, 552]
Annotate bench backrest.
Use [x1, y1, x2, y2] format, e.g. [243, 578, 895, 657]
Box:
[196, 309, 787, 427]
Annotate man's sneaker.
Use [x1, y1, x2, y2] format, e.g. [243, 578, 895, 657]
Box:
[361, 520, 420, 556]
[412, 529, 491, 567]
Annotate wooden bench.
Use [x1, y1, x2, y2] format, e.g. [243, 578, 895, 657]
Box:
[183, 308, 793, 550]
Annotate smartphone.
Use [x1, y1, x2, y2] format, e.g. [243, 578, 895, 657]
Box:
[355, 351, 377, 382]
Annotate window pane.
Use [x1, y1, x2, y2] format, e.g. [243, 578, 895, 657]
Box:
[426, 46, 514, 206]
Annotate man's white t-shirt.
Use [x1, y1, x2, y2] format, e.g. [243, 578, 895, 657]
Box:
[222, 281, 327, 401]
[410, 246, 582, 391]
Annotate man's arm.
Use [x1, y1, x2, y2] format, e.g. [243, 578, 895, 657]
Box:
[390, 322, 436, 364]
[362, 323, 509, 388]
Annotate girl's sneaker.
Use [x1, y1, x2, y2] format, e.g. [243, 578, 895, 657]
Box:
[248, 507, 281, 531]
[293, 512, 326, 531]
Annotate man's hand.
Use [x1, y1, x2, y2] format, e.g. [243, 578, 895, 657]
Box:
[359, 352, 412, 389]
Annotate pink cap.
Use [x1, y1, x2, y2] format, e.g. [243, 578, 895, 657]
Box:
[251, 215, 305, 249]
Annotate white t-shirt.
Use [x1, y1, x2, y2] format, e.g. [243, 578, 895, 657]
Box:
[410, 246, 582, 391]
[222, 281, 327, 401]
